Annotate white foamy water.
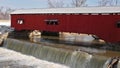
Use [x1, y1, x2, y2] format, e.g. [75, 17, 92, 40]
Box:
[0, 47, 69, 68]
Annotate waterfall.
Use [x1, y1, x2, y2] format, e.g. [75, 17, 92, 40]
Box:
[3, 38, 118, 68]
[3, 38, 72, 65]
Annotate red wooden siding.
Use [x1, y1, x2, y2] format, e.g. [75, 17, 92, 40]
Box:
[11, 14, 120, 42]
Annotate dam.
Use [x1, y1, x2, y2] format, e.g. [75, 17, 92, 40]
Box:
[1, 38, 120, 68]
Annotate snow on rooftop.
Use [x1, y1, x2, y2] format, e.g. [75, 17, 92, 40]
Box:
[11, 7, 120, 14]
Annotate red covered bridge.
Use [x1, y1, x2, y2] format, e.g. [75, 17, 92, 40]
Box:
[11, 7, 120, 42]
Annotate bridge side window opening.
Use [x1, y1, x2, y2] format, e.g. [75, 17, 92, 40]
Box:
[17, 19, 24, 24]
[91, 13, 99, 15]
[117, 21, 120, 28]
[45, 19, 59, 25]
[101, 13, 109, 15]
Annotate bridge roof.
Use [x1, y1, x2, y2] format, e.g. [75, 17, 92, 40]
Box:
[11, 7, 120, 14]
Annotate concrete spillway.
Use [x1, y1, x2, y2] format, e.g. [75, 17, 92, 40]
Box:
[3, 38, 120, 68]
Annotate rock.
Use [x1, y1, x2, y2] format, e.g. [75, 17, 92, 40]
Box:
[0, 25, 14, 45]
[29, 30, 41, 42]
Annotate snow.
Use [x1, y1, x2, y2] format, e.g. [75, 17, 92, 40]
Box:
[0, 20, 11, 26]
[0, 47, 69, 68]
[11, 7, 120, 14]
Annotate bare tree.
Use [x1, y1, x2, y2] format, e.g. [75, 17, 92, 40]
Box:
[98, 0, 120, 6]
[47, 0, 64, 8]
[115, 0, 119, 5]
[98, 0, 109, 6]
[0, 6, 4, 19]
[71, 0, 87, 7]
[110, 0, 120, 6]
[4, 8, 14, 20]
[0, 6, 14, 20]
[47, 0, 55, 8]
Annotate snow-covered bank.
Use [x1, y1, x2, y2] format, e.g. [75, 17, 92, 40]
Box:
[0, 47, 69, 68]
[0, 20, 10, 26]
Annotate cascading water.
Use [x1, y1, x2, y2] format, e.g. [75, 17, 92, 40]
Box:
[3, 38, 120, 68]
